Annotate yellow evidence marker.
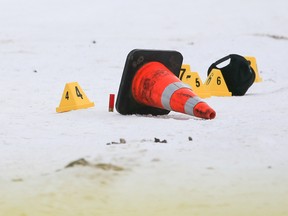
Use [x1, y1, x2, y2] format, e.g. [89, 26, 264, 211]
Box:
[56, 82, 95, 113]
[179, 64, 211, 98]
[245, 56, 263, 82]
[204, 69, 232, 96]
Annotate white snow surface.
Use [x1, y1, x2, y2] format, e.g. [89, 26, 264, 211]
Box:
[1, 0, 288, 215]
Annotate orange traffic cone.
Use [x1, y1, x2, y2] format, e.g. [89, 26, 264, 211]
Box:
[116, 49, 216, 119]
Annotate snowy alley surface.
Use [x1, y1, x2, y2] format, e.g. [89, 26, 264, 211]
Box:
[0, 0, 288, 215]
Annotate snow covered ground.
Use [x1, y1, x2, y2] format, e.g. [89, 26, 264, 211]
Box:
[1, 0, 288, 215]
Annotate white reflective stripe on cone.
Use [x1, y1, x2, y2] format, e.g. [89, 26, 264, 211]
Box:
[184, 96, 202, 115]
[161, 82, 191, 110]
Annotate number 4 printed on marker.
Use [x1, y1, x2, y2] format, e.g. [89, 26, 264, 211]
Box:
[65, 91, 69, 100]
[75, 86, 83, 99]
[64, 87, 83, 100]
[56, 82, 95, 113]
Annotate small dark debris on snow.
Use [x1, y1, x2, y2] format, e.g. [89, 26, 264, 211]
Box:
[266, 34, 288, 40]
[188, 136, 193, 141]
[107, 138, 126, 145]
[151, 158, 161, 162]
[267, 166, 272, 169]
[119, 138, 126, 144]
[33, 70, 37, 73]
[154, 138, 167, 143]
[95, 163, 124, 171]
[92, 40, 97, 44]
[254, 33, 288, 40]
[65, 158, 90, 168]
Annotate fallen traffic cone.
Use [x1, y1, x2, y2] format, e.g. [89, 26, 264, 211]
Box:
[116, 49, 216, 119]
